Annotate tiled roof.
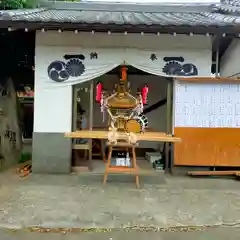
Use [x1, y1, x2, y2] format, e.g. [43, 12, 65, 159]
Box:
[214, 0, 240, 14]
[0, 9, 234, 26]
[0, 1, 240, 31]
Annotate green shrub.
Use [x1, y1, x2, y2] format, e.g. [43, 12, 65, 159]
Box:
[0, 0, 37, 9]
[19, 152, 31, 163]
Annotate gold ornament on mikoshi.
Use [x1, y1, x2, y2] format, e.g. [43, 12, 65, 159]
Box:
[124, 119, 141, 133]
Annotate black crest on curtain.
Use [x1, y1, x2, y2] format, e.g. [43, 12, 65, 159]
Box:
[47, 54, 86, 82]
[162, 57, 198, 76]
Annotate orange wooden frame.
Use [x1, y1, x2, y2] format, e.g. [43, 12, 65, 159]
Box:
[174, 127, 240, 167]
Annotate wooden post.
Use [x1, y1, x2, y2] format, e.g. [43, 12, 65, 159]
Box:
[215, 35, 220, 77]
[166, 82, 173, 135]
[165, 81, 173, 173]
[72, 87, 77, 131]
[89, 80, 94, 171]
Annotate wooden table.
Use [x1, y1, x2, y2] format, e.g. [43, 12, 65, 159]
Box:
[65, 130, 181, 143]
[65, 129, 181, 174]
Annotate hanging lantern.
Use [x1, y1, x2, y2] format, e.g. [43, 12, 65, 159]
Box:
[121, 66, 128, 81]
[95, 82, 102, 102]
[141, 85, 148, 105]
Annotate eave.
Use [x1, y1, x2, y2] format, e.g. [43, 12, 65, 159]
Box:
[1, 21, 240, 35]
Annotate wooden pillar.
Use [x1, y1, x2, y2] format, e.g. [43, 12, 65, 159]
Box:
[215, 35, 220, 77]
[166, 81, 173, 135]
[165, 81, 173, 172]
[88, 80, 94, 170]
[72, 87, 77, 131]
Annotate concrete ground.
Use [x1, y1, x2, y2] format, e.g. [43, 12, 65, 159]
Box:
[0, 169, 240, 230]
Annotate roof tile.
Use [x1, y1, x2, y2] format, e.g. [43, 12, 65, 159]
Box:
[0, 1, 240, 29]
[3, 9, 234, 26]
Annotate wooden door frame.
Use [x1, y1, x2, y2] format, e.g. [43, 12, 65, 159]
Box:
[72, 82, 94, 170]
[164, 78, 174, 172]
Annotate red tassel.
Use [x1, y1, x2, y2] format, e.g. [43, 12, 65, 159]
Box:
[121, 66, 128, 81]
[142, 85, 148, 105]
[96, 82, 102, 102]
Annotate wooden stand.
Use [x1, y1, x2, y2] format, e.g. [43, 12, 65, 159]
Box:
[103, 142, 139, 188]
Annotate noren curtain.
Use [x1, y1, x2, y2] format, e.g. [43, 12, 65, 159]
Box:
[36, 46, 209, 89]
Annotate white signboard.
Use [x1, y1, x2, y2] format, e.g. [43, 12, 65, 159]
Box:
[174, 82, 240, 128]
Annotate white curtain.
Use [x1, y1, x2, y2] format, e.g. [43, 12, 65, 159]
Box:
[40, 48, 125, 89]
[40, 47, 209, 88]
[125, 48, 205, 77]
[126, 48, 167, 76]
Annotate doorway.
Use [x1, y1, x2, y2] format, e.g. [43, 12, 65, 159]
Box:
[71, 66, 174, 173]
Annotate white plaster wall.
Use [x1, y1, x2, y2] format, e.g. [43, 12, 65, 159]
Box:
[33, 68, 73, 133]
[220, 39, 240, 77]
[36, 31, 212, 50]
[174, 81, 240, 128]
[34, 31, 212, 134]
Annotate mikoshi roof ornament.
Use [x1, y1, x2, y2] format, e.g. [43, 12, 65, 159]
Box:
[95, 66, 149, 145]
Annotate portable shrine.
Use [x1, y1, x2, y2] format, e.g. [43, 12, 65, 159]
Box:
[95, 66, 153, 188]
[95, 66, 149, 145]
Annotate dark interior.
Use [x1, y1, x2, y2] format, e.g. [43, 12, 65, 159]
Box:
[0, 30, 35, 140]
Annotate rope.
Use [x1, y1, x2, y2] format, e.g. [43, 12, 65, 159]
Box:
[128, 132, 137, 144]
[107, 130, 118, 144]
